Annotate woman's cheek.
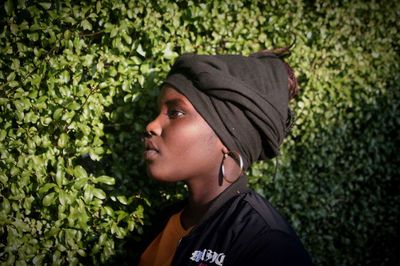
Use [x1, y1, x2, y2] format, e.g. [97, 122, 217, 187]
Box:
[167, 122, 200, 151]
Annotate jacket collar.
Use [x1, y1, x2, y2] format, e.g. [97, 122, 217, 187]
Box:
[198, 174, 250, 225]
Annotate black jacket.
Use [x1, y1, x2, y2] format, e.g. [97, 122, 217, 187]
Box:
[139, 176, 312, 266]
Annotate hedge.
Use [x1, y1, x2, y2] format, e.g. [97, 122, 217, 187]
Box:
[0, 0, 399, 265]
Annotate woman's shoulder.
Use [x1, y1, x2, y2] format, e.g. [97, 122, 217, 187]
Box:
[198, 188, 294, 238]
[228, 191, 313, 264]
[240, 190, 295, 234]
[195, 190, 313, 265]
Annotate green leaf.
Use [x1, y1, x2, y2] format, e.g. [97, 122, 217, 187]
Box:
[61, 110, 75, 122]
[8, 80, 19, 87]
[40, 116, 52, 126]
[67, 101, 80, 110]
[136, 43, 146, 57]
[60, 70, 70, 83]
[38, 2, 51, 10]
[4, 0, 14, 15]
[64, 16, 77, 25]
[59, 190, 67, 205]
[0, 98, 8, 105]
[122, 32, 132, 44]
[23, 196, 34, 212]
[0, 174, 8, 185]
[14, 99, 30, 111]
[58, 133, 69, 148]
[116, 195, 128, 205]
[92, 188, 106, 200]
[1, 197, 10, 214]
[42, 192, 56, 207]
[38, 183, 57, 194]
[77, 249, 86, 257]
[140, 63, 149, 74]
[53, 108, 64, 120]
[73, 177, 89, 190]
[83, 185, 93, 202]
[116, 210, 128, 222]
[7, 72, 16, 81]
[102, 206, 114, 216]
[55, 167, 65, 187]
[32, 255, 45, 265]
[163, 43, 178, 60]
[82, 54, 94, 67]
[110, 27, 118, 38]
[29, 32, 39, 42]
[81, 19, 92, 31]
[95, 175, 115, 185]
[73, 165, 88, 179]
[10, 23, 18, 35]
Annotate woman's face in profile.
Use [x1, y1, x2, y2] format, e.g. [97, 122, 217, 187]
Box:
[144, 85, 224, 183]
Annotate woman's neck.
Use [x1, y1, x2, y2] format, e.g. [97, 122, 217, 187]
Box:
[181, 178, 230, 230]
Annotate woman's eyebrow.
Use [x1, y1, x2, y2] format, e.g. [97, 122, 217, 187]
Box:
[160, 98, 187, 107]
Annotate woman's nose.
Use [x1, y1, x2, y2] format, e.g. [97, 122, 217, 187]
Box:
[145, 116, 162, 137]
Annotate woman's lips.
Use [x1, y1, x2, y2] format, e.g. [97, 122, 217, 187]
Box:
[144, 149, 159, 160]
[144, 140, 160, 160]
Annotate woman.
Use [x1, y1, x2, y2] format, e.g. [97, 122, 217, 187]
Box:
[139, 49, 312, 265]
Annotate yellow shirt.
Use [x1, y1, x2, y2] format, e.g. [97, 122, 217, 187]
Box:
[139, 210, 192, 266]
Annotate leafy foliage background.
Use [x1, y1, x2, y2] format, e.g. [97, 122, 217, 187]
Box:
[1, 0, 399, 265]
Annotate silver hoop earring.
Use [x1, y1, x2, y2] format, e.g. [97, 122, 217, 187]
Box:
[221, 151, 244, 183]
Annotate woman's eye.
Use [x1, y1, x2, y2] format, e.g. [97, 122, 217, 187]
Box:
[167, 109, 184, 118]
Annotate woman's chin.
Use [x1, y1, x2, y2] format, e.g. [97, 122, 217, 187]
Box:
[146, 166, 172, 183]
